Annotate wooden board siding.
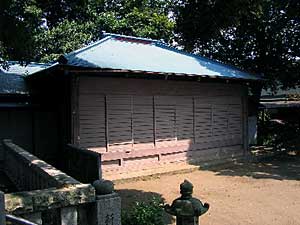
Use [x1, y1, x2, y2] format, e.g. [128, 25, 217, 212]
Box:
[77, 77, 248, 173]
[78, 94, 106, 151]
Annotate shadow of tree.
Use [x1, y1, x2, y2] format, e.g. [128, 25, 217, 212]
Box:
[117, 189, 174, 225]
[201, 152, 300, 181]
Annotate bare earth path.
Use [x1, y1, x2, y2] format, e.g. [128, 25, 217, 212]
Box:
[116, 153, 300, 225]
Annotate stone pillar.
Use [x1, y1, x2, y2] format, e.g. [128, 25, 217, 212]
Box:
[61, 206, 78, 225]
[93, 193, 121, 225]
[91, 179, 121, 225]
[22, 212, 42, 225]
[0, 192, 5, 225]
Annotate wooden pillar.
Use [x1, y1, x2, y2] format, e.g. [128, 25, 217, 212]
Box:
[71, 75, 80, 146]
[242, 94, 249, 154]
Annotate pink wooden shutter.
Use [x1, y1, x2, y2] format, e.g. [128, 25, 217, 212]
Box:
[194, 98, 213, 143]
[176, 96, 194, 145]
[107, 95, 132, 152]
[78, 94, 106, 152]
[155, 96, 176, 147]
[132, 96, 155, 150]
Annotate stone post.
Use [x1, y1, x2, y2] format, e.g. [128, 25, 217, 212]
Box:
[0, 192, 5, 225]
[61, 206, 78, 225]
[164, 180, 209, 225]
[91, 179, 121, 225]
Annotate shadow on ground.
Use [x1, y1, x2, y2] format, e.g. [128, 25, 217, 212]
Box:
[202, 152, 300, 181]
[117, 189, 174, 224]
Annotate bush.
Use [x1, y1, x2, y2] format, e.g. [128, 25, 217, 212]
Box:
[121, 197, 164, 225]
[257, 111, 300, 150]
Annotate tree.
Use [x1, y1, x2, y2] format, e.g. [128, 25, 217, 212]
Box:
[0, 0, 175, 62]
[175, 0, 300, 90]
[0, 0, 44, 61]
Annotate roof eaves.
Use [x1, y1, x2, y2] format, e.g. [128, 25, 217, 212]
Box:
[63, 66, 259, 82]
[154, 42, 263, 81]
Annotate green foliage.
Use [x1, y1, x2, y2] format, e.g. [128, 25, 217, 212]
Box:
[257, 110, 300, 150]
[36, 20, 93, 62]
[121, 197, 164, 225]
[0, 0, 175, 62]
[175, 0, 300, 90]
[0, 0, 44, 61]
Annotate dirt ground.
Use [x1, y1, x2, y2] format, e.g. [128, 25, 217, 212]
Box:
[116, 153, 300, 225]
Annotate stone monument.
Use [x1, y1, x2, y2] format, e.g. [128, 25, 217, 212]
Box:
[165, 180, 209, 225]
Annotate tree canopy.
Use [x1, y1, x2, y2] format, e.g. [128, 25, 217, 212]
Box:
[175, 0, 300, 90]
[1, 0, 299, 90]
[0, 0, 174, 62]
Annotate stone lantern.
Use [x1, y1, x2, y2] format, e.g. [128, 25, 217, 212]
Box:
[164, 180, 209, 225]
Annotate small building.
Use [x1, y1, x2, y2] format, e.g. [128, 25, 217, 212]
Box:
[261, 87, 300, 110]
[258, 87, 300, 149]
[0, 63, 33, 163]
[1, 34, 261, 177]
[0, 62, 58, 166]
[25, 33, 261, 176]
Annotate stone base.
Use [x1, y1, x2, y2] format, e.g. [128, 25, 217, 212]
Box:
[176, 216, 199, 225]
[91, 193, 121, 225]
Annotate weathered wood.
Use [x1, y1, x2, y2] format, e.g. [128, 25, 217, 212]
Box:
[100, 138, 242, 162]
[65, 144, 101, 183]
[71, 76, 80, 145]
[242, 95, 249, 153]
[77, 77, 248, 173]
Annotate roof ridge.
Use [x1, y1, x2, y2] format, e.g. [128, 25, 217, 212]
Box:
[63, 35, 112, 60]
[61, 33, 166, 63]
[103, 32, 163, 44]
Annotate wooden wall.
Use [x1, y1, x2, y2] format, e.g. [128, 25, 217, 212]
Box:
[0, 108, 59, 168]
[75, 77, 248, 173]
[0, 109, 33, 168]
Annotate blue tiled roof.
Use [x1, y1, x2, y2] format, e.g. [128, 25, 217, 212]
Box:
[0, 62, 51, 94]
[62, 33, 261, 81]
[0, 62, 51, 76]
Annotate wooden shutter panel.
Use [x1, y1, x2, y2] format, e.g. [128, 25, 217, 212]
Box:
[132, 96, 154, 150]
[176, 97, 194, 143]
[79, 94, 106, 151]
[155, 96, 176, 147]
[107, 95, 132, 151]
[228, 103, 243, 143]
[213, 104, 229, 139]
[194, 98, 213, 143]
